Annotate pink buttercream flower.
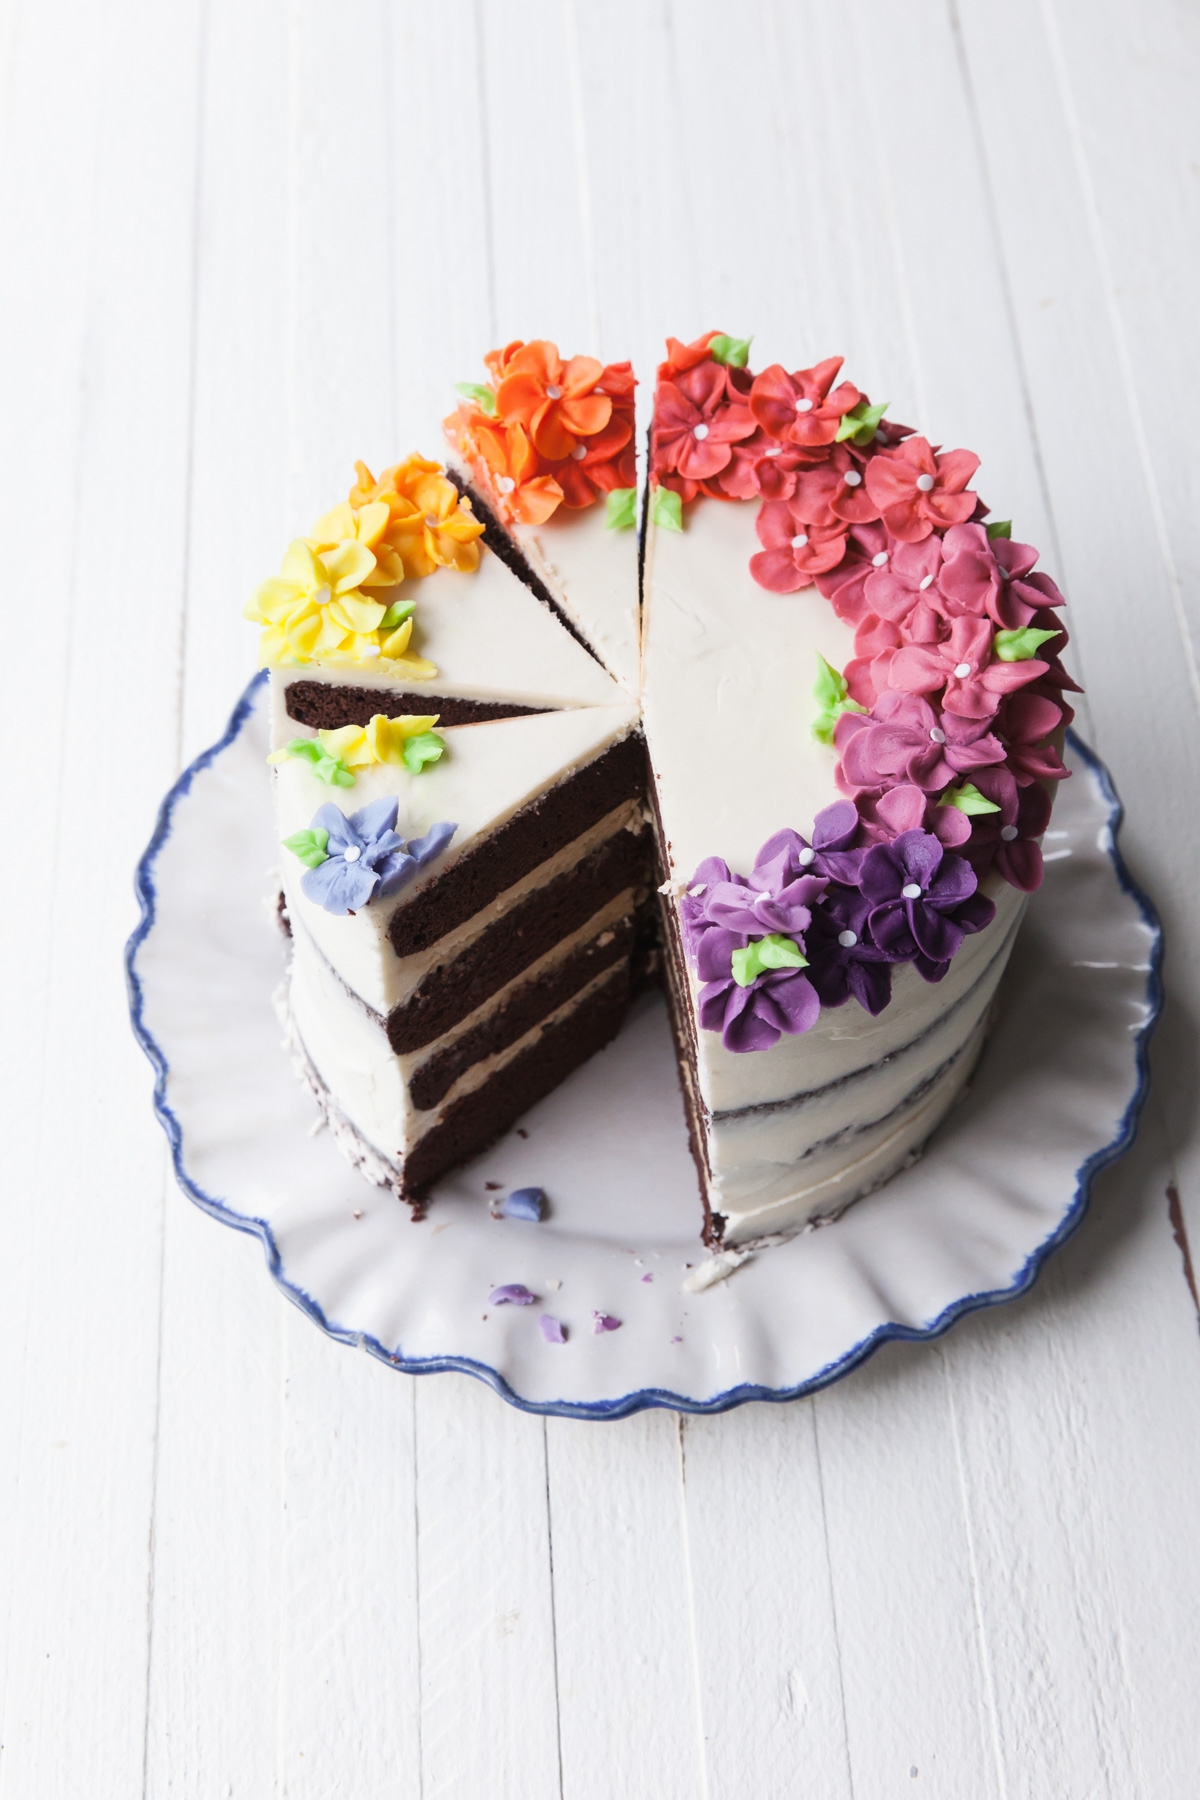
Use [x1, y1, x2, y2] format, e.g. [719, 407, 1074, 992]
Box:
[863, 437, 980, 543]
[834, 691, 1006, 795]
[749, 357, 862, 451]
[789, 444, 882, 529]
[843, 606, 946, 709]
[861, 534, 946, 628]
[749, 499, 847, 593]
[853, 781, 974, 849]
[888, 614, 1050, 720]
[814, 522, 891, 626]
[651, 361, 756, 500]
[994, 690, 1068, 785]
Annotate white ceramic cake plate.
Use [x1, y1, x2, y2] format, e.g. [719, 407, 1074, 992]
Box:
[126, 674, 1162, 1418]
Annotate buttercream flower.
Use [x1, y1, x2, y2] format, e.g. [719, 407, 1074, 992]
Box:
[860, 534, 945, 626]
[749, 499, 847, 593]
[307, 498, 398, 580]
[835, 692, 1006, 795]
[962, 769, 1053, 892]
[492, 340, 612, 460]
[853, 782, 973, 849]
[994, 690, 1068, 785]
[749, 357, 862, 451]
[752, 805, 866, 888]
[651, 361, 757, 499]
[804, 887, 898, 1016]
[680, 851, 825, 1052]
[351, 456, 484, 577]
[245, 538, 388, 666]
[788, 444, 883, 529]
[888, 614, 1049, 720]
[284, 798, 456, 916]
[863, 438, 980, 543]
[318, 714, 444, 774]
[446, 408, 564, 525]
[814, 522, 892, 626]
[657, 331, 720, 379]
[859, 830, 995, 979]
[546, 408, 636, 507]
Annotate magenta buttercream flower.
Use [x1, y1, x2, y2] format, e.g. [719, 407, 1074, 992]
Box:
[651, 361, 756, 499]
[888, 614, 1049, 720]
[835, 691, 1006, 795]
[750, 499, 847, 593]
[814, 522, 892, 626]
[862, 534, 946, 626]
[962, 768, 1054, 892]
[863, 438, 980, 543]
[853, 782, 973, 848]
[749, 357, 862, 451]
[859, 830, 995, 978]
[994, 690, 1068, 785]
[789, 444, 882, 529]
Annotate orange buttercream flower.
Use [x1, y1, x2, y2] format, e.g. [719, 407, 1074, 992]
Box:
[492, 340, 612, 461]
[445, 405, 565, 525]
[350, 455, 484, 578]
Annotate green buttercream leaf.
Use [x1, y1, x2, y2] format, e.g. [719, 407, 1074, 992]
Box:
[455, 381, 496, 416]
[401, 730, 446, 774]
[985, 519, 1012, 540]
[811, 654, 866, 746]
[379, 598, 415, 630]
[993, 625, 1059, 662]
[605, 487, 638, 530]
[282, 738, 354, 787]
[282, 827, 330, 869]
[835, 397, 890, 446]
[652, 486, 684, 532]
[938, 781, 1001, 817]
[731, 932, 808, 987]
[708, 333, 753, 368]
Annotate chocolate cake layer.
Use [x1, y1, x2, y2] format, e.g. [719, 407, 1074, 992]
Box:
[446, 471, 605, 666]
[285, 681, 549, 732]
[409, 916, 635, 1111]
[388, 732, 647, 958]
[387, 824, 650, 1054]
[402, 968, 630, 1196]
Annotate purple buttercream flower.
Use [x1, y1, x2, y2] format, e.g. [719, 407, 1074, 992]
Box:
[300, 798, 456, 916]
[804, 884, 898, 1016]
[835, 691, 1005, 796]
[488, 1284, 537, 1306]
[753, 801, 866, 888]
[680, 841, 826, 1055]
[859, 829, 995, 980]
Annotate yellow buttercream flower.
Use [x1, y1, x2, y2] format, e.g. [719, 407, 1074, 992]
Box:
[307, 499, 406, 589]
[244, 538, 387, 667]
[317, 714, 441, 768]
[352, 455, 485, 578]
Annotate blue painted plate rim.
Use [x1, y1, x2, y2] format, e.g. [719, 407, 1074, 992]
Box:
[124, 672, 1164, 1420]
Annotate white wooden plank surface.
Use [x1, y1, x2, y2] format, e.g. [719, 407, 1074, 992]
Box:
[3, 1, 1200, 1795]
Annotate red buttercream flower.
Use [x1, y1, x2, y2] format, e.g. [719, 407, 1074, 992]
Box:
[657, 331, 720, 380]
[749, 499, 847, 593]
[493, 340, 613, 461]
[546, 408, 636, 507]
[789, 444, 882, 529]
[995, 690, 1068, 785]
[834, 692, 1005, 796]
[863, 437, 980, 543]
[750, 357, 862, 451]
[652, 361, 757, 498]
[888, 614, 1049, 721]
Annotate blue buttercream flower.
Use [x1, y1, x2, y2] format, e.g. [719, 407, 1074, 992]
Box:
[288, 797, 456, 916]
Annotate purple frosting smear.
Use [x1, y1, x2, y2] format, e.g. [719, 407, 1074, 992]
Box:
[592, 1312, 622, 1334]
[501, 1187, 546, 1222]
[539, 1316, 567, 1344]
[488, 1284, 537, 1307]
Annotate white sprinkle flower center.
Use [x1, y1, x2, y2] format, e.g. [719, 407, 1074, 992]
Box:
[795, 397, 814, 413]
[797, 846, 816, 867]
[1001, 824, 1019, 841]
[918, 574, 934, 590]
[838, 929, 858, 948]
[546, 384, 562, 399]
[693, 422, 710, 440]
[843, 469, 862, 487]
[929, 726, 946, 744]
[791, 533, 809, 548]
[343, 846, 362, 863]
[901, 882, 922, 899]
[764, 445, 783, 457]
[496, 474, 515, 493]
[916, 472, 936, 492]
[424, 513, 440, 528]
[314, 586, 332, 607]
[954, 662, 972, 679]
[571, 443, 588, 459]
[872, 552, 888, 567]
